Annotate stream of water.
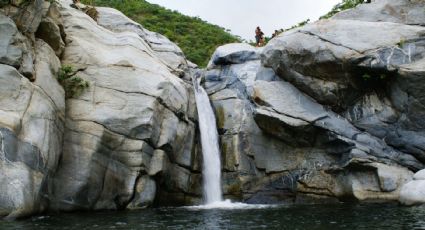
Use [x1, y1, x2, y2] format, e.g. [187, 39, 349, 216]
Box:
[192, 73, 223, 204]
[1, 203, 424, 229]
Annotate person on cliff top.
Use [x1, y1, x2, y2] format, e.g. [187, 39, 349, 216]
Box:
[255, 26, 265, 47]
[272, 30, 279, 38]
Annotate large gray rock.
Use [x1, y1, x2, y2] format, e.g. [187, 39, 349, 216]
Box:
[34, 40, 65, 112]
[50, 1, 198, 211]
[127, 176, 156, 209]
[35, 17, 65, 57]
[0, 0, 57, 81]
[0, 37, 64, 218]
[0, 13, 23, 68]
[0, 11, 36, 80]
[333, 0, 425, 25]
[148, 150, 169, 176]
[95, 7, 189, 76]
[1, 0, 52, 80]
[251, 80, 422, 170]
[261, 0, 425, 173]
[3, 0, 48, 34]
[414, 169, 425, 180]
[51, 120, 153, 211]
[0, 64, 32, 131]
[204, 8, 423, 202]
[399, 180, 425, 206]
[208, 43, 261, 67]
[262, 19, 425, 111]
[296, 162, 413, 201]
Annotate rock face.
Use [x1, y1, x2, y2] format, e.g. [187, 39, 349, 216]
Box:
[262, 0, 425, 169]
[203, 0, 425, 203]
[0, 1, 65, 218]
[95, 7, 190, 77]
[49, 1, 199, 211]
[204, 43, 415, 203]
[333, 0, 425, 25]
[0, 0, 199, 218]
[400, 169, 425, 205]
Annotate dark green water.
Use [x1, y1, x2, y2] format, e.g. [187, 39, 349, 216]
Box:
[1, 203, 424, 230]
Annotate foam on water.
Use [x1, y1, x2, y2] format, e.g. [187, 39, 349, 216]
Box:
[186, 199, 279, 210]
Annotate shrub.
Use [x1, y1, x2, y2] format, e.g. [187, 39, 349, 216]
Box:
[58, 65, 90, 98]
[397, 38, 406, 48]
[84, 6, 99, 21]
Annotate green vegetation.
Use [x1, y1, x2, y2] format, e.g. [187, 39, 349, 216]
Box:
[0, 0, 31, 6]
[84, 6, 99, 21]
[397, 38, 406, 47]
[80, 0, 241, 67]
[287, 19, 310, 30]
[360, 72, 388, 82]
[274, 19, 311, 36]
[361, 73, 371, 80]
[58, 65, 90, 98]
[320, 0, 369, 19]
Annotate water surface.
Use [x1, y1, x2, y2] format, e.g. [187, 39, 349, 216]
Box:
[1, 203, 424, 230]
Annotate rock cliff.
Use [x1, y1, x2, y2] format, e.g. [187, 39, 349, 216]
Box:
[0, 0, 424, 219]
[0, 0, 65, 218]
[50, 1, 200, 212]
[204, 0, 425, 203]
[0, 0, 200, 218]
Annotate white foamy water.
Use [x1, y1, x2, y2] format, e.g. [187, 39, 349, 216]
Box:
[186, 199, 279, 210]
[192, 73, 223, 204]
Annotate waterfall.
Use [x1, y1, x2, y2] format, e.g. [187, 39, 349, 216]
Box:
[192, 72, 223, 204]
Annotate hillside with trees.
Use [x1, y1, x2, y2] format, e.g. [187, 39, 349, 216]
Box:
[81, 0, 241, 67]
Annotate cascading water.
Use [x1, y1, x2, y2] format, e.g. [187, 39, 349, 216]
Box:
[190, 73, 274, 209]
[192, 72, 223, 204]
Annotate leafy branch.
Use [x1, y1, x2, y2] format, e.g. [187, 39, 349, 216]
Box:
[58, 65, 90, 98]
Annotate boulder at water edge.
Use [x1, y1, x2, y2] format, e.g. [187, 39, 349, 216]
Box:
[400, 169, 425, 206]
